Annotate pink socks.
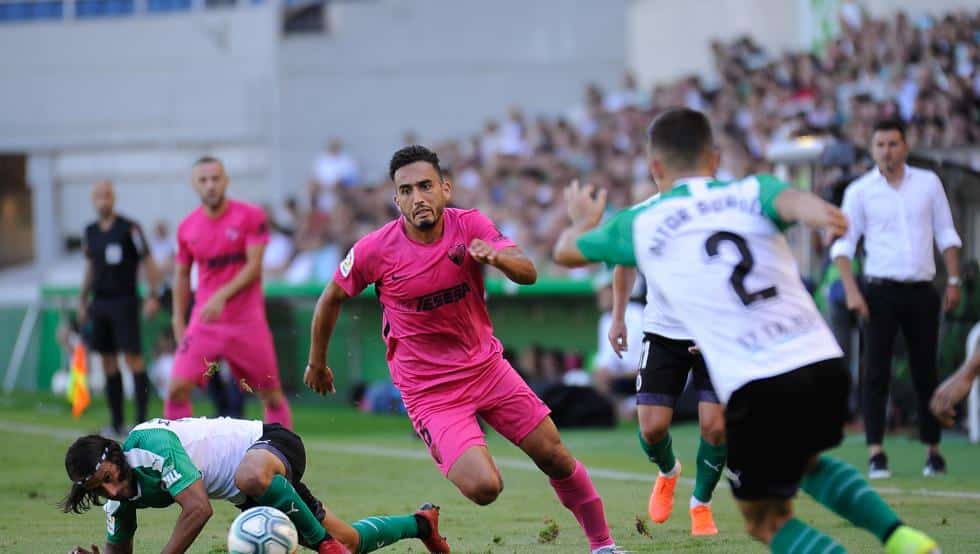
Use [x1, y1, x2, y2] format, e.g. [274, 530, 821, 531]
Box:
[549, 459, 614, 550]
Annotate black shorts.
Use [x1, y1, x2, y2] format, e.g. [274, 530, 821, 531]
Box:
[242, 424, 326, 521]
[636, 333, 719, 407]
[724, 358, 850, 501]
[87, 296, 142, 355]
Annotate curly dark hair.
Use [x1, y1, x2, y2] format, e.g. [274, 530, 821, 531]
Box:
[59, 435, 127, 514]
[388, 145, 442, 182]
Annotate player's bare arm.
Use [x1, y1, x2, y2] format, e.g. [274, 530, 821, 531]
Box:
[469, 241, 537, 284]
[161, 480, 212, 554]
[199, 242, 265, 322]
[305, 281, 351, 395]
[931, 351, 980, 426]
[773, 188, 848, 239]
[140, 240, 162, 318]
[553, 180, 608, 267]
[171, 262, 192, 343]
[608, 265, 636, 357]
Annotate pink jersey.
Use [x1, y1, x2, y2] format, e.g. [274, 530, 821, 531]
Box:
[333, 208, 517, 398]
[176, 199, 269, 325]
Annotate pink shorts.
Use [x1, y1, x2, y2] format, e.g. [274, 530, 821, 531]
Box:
[172, 321, 282, 391]
[404, 357, 551, 476]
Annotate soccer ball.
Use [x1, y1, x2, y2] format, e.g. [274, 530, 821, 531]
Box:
[228, 506, 299, 554]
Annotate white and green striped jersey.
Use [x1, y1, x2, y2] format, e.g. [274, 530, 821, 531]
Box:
[104, 417, 263, 544]
[626, 194, 692, 340]
[577, 175, 842, 403]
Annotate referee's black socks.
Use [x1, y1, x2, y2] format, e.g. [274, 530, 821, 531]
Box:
[105, 373, 124, 434]
[133, 372, 150, 425]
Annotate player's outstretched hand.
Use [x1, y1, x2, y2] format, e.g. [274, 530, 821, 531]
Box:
[564, 180, 607, 229]
[814, 203, 848, 240]
[68, 545, 100, 554]
[469, 239, 498, 266]
[304, 364, 336, 395]
[930, 370, 973, 427]
[607, 319, 628, 358]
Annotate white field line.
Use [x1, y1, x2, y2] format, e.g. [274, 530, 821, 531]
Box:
[5, 419, 980, 501]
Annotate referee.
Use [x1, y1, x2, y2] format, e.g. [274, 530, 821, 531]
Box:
[831, 119, 962, 479]
[79, 180, 160, 437]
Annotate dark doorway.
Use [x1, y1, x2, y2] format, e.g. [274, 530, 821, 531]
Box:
[0, 154, 33, 268]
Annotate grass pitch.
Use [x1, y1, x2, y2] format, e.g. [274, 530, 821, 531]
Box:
[1, 392, 979, 553]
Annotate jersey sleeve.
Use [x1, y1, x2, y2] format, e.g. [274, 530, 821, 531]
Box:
[575, 208, 637, 266]
[333, 239, 376, 297]
[175, 224, 193, 266]
[132, 429, 201, 498]
[130, 223, 150, 260]
[105, 500, 137, 545]
[755, 174, 792, 231]
[465, 210, 517, 250]
[246, 207, 271, 248]
[82, 226, 92, 259]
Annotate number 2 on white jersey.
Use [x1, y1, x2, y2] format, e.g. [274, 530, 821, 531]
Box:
[704, 231, 778, 307]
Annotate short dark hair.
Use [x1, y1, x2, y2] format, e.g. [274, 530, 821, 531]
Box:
[389, 145, 442, 182]
[59, 435, 125, 514]
[871, 118, 906, 141]
[646, 108, 715, 170]
[193, 155, 223, 168]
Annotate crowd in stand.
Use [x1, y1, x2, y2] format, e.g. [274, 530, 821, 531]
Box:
[249, 8, 979, 283]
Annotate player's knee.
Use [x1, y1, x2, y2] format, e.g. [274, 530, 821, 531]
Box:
[640, 424, 669, 446]
[260, 390, 285, 408]
[167, 383, 192, 403]
[234, 465, 273, 497]
[699, 417, 725, 446]
[461, 476, 503, 505]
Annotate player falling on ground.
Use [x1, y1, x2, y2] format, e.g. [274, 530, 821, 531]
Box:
[61, 417, 449, 554]
[305, 145, 622, 554]
[167, 157, 292, 428]
[608, 260, 726, 536]
[553, 108, 940, 554]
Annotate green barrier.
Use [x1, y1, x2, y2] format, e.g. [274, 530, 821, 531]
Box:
[34, 278, 601, 400]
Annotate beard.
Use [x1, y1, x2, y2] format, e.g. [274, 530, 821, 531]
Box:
[414, 217, 436, 230]
[203, 193, 225, 209]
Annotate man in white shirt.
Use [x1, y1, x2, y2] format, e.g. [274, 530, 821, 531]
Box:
[831, 118, 962, 479]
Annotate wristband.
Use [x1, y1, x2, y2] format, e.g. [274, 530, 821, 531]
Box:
[948, 276, 961, 286]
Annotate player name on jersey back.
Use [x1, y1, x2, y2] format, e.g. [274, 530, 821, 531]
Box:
[579, 175, 842, 403]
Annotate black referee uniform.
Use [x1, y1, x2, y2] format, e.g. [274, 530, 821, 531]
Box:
[82, 215, 153, 433]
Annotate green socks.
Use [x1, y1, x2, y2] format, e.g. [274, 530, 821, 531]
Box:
[352, 514, 421, 553]
[255, 474, 327, 547]
[801, 456, 902, 543]
[638, 428, 676, 474]
[771, 518, 846, 553]
[693, 437, 727, 503]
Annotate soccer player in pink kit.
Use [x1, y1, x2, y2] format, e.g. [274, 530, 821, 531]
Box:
[305, 146, 621, 554]
[167, 157, 292, 429]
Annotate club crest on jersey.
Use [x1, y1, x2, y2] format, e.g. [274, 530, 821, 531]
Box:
[340, 248, 355, 278]
[447, 243, 466, 265]
[225, 227, 240, 241]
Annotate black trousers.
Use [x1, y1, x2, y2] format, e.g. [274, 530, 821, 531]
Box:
[863, 280, 941, 446]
